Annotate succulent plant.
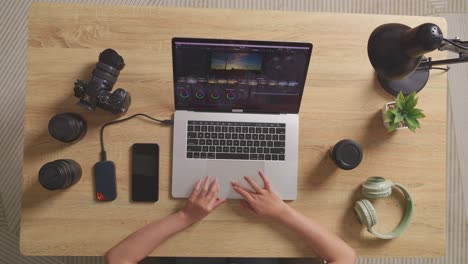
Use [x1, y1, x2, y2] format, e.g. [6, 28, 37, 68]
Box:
[384, 91, 425, 132]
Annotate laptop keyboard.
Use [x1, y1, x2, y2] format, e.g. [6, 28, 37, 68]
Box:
[186, 121, 286, 161]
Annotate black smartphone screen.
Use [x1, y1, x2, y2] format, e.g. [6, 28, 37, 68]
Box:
[131, 143, 159, 202]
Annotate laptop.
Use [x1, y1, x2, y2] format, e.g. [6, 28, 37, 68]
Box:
[171, 37, 312, 200]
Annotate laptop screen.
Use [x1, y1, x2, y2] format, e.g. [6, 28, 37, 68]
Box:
[172, 38, 312, 113]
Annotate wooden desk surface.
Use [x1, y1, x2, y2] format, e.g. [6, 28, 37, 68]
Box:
[22, 2, 447, 257]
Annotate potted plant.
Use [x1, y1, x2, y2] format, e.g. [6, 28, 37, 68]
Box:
[382, 91, 425, 132]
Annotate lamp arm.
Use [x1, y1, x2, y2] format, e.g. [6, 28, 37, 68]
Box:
[419, 37, 468, 69]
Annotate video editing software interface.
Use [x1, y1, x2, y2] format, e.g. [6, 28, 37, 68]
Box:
[173, 40, 312, 113]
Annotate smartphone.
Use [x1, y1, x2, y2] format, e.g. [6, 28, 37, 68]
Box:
[131, 143, 159, 202]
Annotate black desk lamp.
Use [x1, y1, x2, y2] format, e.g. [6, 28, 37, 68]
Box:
[368, 23, 468, 96]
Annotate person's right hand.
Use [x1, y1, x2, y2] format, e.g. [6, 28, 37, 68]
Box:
[231, 171, 289, 220]
[180, 176, 226, 224]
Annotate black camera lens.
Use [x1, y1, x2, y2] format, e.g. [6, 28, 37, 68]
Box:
[330, 139, 363, 170]
[99, 48, 125, 70]
[92, 49, 125, 92]
[48, 113, 87, 143]
[38, 159, 82, 190]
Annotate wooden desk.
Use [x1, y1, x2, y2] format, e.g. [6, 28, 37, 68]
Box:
[22, 2, 447, 257]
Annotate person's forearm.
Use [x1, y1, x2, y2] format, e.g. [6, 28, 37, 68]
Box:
[106, 210, 195, 264]
[275, 206, 356, 264]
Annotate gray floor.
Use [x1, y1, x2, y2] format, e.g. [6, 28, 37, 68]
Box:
[1, 0, 467, 263]
[443, 13, 468, 224]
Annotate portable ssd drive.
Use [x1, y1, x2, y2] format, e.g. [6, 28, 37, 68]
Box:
[94, 160, 117, 201]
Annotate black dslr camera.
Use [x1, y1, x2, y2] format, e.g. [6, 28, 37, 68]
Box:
[74, 49, 131, 115]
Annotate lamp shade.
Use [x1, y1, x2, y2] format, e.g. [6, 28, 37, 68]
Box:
[367, 23, 443, 95]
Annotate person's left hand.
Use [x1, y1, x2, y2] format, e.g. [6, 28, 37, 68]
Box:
[180, 176, 226, 223]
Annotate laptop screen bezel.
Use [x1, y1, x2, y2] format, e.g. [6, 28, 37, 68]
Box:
[171, 37, 313, 114]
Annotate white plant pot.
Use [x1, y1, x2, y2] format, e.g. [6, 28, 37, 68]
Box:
[382, 101, 408, 130]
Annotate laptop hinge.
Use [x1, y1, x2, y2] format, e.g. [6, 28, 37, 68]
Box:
[232, 109, 243, 113]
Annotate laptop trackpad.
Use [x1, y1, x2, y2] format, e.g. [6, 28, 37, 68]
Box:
[206, 160, 265, 199]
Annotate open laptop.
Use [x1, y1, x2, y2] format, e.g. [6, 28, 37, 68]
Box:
[171, 37, 312, 200]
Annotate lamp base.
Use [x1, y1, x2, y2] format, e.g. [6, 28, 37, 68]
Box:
[378, 68, 429, 96]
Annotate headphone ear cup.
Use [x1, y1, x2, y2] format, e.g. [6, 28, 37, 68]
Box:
[362, 177, 393, 199]
[362, 188, 392, 199]
[354, 199, 378, 229]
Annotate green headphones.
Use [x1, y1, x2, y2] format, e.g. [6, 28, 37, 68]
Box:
[354, 177, 414, 239]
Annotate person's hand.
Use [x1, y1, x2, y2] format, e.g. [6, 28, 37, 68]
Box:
[180, 176, 226, 223]
[231, 171, 289, 220]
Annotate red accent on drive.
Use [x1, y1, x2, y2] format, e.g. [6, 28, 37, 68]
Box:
[96, 192, 106, 201]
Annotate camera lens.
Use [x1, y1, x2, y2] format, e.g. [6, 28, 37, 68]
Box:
[48, 113, 87, 143]
[38, 159, 82, 190]
[99, 49, 125, 70]
[92, 49, 125, 91]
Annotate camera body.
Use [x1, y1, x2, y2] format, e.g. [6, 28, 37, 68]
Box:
[74, 79, 131, 115]
[74, 49, 131, 115]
